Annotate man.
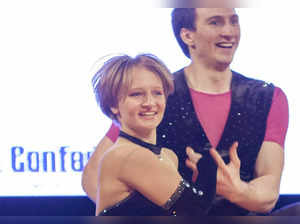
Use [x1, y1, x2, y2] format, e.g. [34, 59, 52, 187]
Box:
[82, 8, 288, 215]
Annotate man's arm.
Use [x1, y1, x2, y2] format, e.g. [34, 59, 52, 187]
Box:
[82, 136, 114, 203]
[210, 141, 284, 213]
[237, 141, 284, 212]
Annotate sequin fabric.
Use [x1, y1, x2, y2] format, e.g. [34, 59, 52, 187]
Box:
[98, 191, 165, 216]
[162, 179, 186, 210]
[157, 69, 274, 215]
[99, 178, 208, 216]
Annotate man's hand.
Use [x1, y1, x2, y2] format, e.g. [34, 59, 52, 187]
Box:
[185, 146, 202, 182]
[209, 142, 245, 201]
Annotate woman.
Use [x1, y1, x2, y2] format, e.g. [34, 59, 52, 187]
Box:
[92, 53, 215, 216]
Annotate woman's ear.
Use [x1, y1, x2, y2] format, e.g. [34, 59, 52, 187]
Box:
[110, 107, 119, 116]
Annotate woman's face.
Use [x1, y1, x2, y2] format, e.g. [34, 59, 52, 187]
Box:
[111, 66, 166, 137]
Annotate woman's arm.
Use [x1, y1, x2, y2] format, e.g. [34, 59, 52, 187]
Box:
[115, 146, 215, 215]
[82, 136, 114, 203]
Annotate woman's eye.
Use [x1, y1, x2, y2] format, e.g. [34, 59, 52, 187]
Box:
[129, 92, 142, 97]
[154, 91, 163, 96]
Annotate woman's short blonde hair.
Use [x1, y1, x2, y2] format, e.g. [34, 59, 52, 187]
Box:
[92, 53, 174, 121]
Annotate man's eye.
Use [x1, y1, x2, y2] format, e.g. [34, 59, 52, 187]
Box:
[231, 19, 239, 25]
[231, 16, 239, 25]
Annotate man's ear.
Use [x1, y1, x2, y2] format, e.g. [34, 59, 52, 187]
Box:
[180, 27, 195, 48]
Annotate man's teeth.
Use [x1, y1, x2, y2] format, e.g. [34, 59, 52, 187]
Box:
[217, 43, 233, 48]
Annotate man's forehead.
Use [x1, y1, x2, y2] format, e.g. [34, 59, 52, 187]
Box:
[195, 8, 237, 18]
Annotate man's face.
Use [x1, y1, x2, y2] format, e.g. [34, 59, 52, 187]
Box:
[189, 8, 240, 68]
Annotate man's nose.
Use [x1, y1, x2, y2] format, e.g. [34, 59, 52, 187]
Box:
[220, 23, 239, 39]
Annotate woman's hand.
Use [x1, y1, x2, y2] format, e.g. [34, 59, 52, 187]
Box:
[185, 146, 202, 182]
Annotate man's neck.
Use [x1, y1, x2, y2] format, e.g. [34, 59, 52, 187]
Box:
[184, 62, 232, 94]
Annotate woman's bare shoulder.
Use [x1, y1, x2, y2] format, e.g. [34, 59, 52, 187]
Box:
[100, 143, 156, 170]
[163, 147, 178, 167]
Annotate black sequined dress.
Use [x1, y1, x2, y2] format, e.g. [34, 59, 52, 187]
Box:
[98, 131, 216, 216]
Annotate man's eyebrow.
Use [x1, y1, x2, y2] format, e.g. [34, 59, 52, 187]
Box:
[206, 15, 223, 21]
[206, 14, 239, 21]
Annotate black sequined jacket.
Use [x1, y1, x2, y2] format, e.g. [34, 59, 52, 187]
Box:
[157, 69, 274, 215]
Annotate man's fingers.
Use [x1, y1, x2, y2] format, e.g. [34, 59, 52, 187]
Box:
[210, 148, 227, 169]
[229, 142, 241, 167]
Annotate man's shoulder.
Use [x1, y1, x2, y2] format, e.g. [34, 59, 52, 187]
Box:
[168, 68, 188, 98]
[172, 68, 185, 76]
[232, 70, 275, 89]
[172, 68, 185, 82]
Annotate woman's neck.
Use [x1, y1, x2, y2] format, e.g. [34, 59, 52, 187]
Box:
[119, 127, 156, 145]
